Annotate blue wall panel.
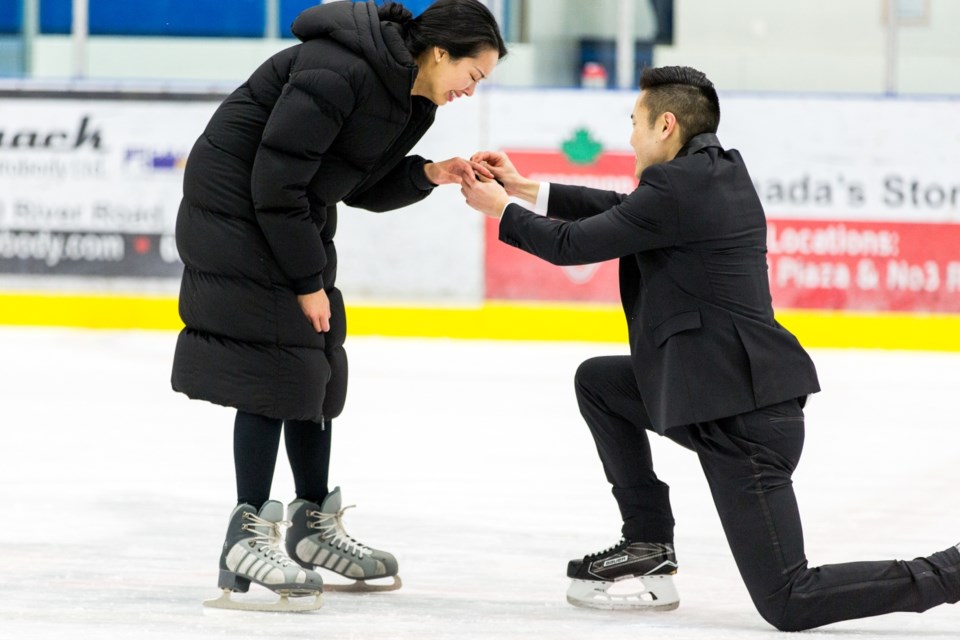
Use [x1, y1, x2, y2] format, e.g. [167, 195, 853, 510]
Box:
[36, 0, 435, 38]
[280, 0, 432, 38]
[399, 0, 433, 16]
[40, 0, 265, 37]
[1, 1, 22, 34]
[39, 0, 69, 34]
[279, 0, 319, 37]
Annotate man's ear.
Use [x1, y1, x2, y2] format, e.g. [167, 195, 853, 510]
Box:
[660, 112, 678, 140]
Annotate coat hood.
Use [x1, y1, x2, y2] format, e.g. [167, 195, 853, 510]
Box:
[291, 0, 417, 104]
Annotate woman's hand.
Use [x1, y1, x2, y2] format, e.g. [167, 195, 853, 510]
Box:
[297, 289, 331, 333]
[424, 157, 495, 186]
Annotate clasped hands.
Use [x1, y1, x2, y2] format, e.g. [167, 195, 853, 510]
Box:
[302, 153, 526, 333]
[426, 152, 531, 219]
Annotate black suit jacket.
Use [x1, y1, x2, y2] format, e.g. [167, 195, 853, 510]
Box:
[499, 133, 820, 433]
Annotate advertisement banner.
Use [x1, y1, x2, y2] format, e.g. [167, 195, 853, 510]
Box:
[0, 98, 219, 277]
[0, 230, 180, 277]
[2, 90, 958, 314]
[768, 219, 960, 312]
[482, 92, 960, 313]
[484, 130, 633, 302]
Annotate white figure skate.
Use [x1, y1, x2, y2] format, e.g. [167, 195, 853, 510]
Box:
[204, 500, 323, 612]
[286, 487, 401, 592]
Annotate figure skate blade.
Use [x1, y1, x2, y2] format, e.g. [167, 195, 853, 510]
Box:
[322, 574, 402, 593]
[203, 588, 322, 613]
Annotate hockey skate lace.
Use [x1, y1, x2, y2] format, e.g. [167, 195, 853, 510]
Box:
[585, 536, 628, 560]
[308, 506, 371, 559]
[241, 513, 293, 567]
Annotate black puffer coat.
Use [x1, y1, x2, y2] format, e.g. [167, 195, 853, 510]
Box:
[172, 1, 437, 422]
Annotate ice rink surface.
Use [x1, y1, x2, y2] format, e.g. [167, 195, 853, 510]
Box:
[1, 326, 958, 639]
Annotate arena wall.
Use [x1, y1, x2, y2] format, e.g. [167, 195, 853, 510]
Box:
[2, 88, 958, 350]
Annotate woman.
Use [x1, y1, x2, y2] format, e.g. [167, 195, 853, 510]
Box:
[172, 0, 506, 610]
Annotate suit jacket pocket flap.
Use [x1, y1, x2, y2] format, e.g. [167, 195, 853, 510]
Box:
[652, 310, 702, 346]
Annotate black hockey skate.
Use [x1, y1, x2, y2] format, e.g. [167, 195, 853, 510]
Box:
[566, 537, 679, 610]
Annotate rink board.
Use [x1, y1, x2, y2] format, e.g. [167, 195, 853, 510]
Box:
[1, 90, 958, 349]
[2, 291, 960, 351]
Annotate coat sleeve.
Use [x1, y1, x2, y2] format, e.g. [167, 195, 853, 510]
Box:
[251, 68, 356, 294]
[547, 183, 629, 221]
[342, 155, 435, 212]
[499, 164, 678, 265]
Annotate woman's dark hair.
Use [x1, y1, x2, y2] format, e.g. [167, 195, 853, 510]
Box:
[378, 0, 508, 61]
[639, 66, 720, 142]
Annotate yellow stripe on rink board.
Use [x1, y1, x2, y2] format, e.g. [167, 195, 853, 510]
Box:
[773, 310, 960, 352]
[1, 292, 183, 331]
[346, 301, 628, 342]
[351, 305, 960, 351]
[1, 291, 959, 351]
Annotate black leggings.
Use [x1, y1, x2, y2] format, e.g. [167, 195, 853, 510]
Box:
[233, 410, 332, 509]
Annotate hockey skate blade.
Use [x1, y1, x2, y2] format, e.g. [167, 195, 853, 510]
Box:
[322, 575, 402, 593]
[203, 589, 323, 613]
[566, 575, 679, 611]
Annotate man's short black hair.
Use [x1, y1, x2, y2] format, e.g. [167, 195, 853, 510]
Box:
[639, 66, 720, 144]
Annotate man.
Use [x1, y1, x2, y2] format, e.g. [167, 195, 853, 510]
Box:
[460, 65, 960, 631]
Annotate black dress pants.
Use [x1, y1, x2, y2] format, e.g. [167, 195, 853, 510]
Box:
[574, 355, 960, 631]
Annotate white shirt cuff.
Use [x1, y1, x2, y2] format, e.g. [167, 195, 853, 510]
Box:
[500, 182, 550, 218]
[533, 182, 550, 215]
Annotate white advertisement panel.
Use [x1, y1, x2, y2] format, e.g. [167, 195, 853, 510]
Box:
[0, 98, 218, 277]
[0, 94, 486, 299]
[722, 95, 960, 223]
[484, 90, 960, 223]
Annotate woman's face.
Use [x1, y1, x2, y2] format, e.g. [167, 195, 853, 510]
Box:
[416, 47, 499, 106]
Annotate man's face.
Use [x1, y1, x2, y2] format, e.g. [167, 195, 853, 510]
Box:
[629, 92, 671, 179]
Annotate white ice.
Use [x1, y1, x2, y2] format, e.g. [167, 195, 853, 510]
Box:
[1, 326, 957, 639]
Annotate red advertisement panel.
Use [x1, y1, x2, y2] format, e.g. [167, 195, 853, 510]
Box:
[485, 217, 620, 302]
[484, 132, 960, 313]
[486, 201, 960, 312]
[484, 146, 634, 303]
[767, 219, 960, 312]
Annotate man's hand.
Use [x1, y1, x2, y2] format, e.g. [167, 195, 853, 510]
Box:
[470, 150, 539, 203]
[424, 157, 494, 186]
[461, 180, 510, 219]
[297, 289, 331, 333]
